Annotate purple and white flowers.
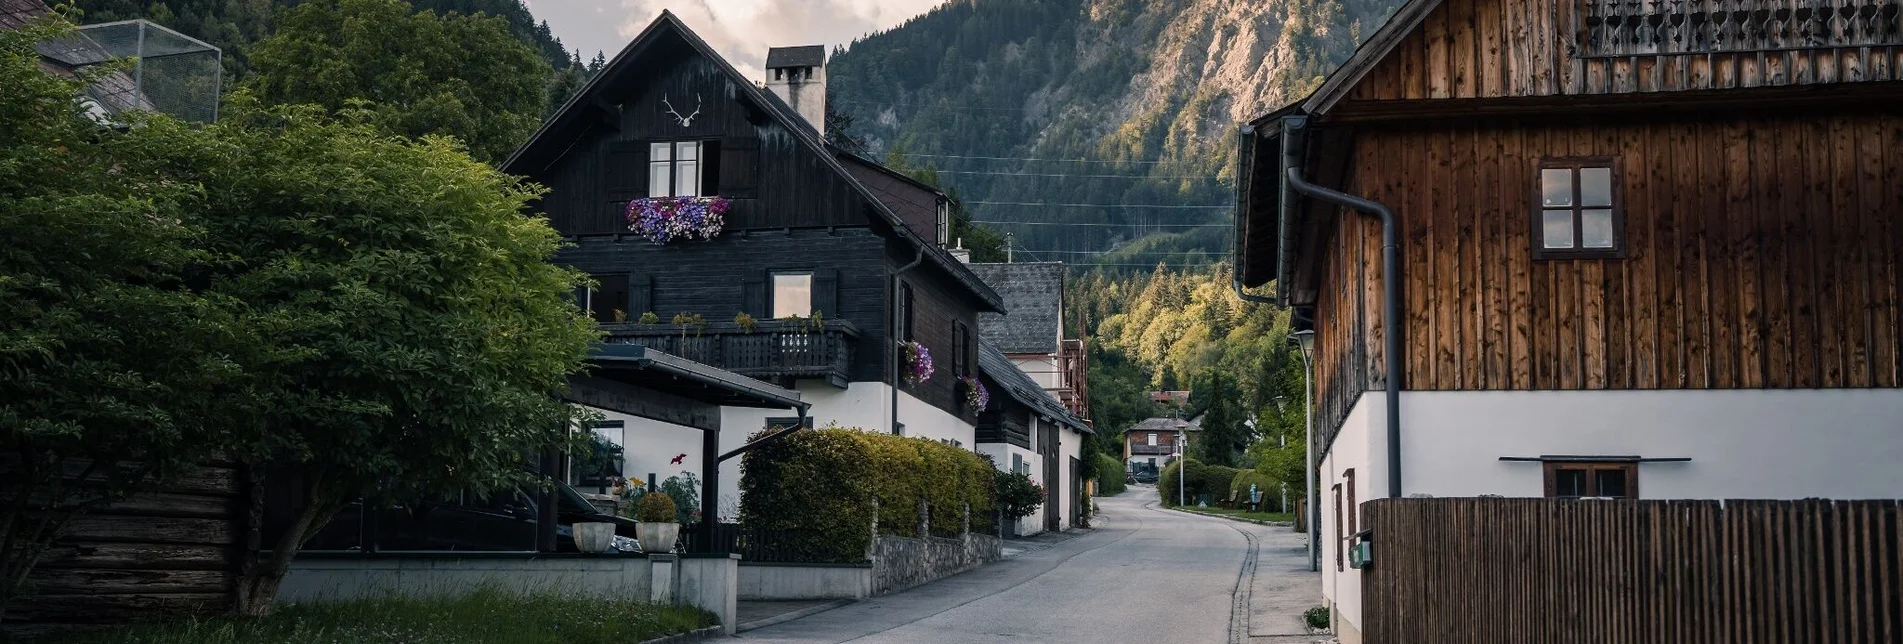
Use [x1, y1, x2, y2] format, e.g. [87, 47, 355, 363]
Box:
[959, 375, 989, 410]
[626, 196, 729, 244]
[904, 341, 935, 384]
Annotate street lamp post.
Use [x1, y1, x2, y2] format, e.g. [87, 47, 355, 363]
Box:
[1290, 329, 1317, 573]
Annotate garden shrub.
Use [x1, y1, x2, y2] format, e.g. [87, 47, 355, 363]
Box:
[739, 428, 996, 562]
[1095, 453, 1127, 496]
[1157, 460, 1247, 506]
[636, 492, 676, 522]
[1229, 471, 1274, 508]
[1200, 466, 1242, 506]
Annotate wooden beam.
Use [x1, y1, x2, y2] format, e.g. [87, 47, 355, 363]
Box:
[564, 375, 721, 432]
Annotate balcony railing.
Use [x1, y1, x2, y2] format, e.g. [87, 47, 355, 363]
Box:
[1581, 0, 1903, 58]
[602, 319, 859, 386]
[1129, 444, 1175, 456]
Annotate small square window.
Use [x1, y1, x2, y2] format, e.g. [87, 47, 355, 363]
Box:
[1534, 159, 1622, 259]
[771, 272, 812, 319]
[1543, 461, 1637, 499]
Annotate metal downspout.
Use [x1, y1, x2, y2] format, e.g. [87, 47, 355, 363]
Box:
[1281, 116, 1406, 500]
[892, 247, 927, 435]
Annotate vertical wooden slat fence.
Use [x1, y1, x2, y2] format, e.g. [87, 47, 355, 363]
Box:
[1362, 497, 1903, 643]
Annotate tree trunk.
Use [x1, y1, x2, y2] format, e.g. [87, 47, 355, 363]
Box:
[234, 475, 340, 618]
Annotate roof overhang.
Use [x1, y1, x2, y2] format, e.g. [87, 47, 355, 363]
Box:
[584, 343, 804, 410]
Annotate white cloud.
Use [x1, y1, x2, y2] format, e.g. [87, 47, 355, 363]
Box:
[526, 0, 943, 81]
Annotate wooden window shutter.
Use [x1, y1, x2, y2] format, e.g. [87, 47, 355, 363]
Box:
[742, 271, 767, 317]
[699, 140, 722, 196]
[603, 141, 649, 195]
[812, 268, 838, 319]
[626, 274, 653, 318]
[718, 137, 760, 198]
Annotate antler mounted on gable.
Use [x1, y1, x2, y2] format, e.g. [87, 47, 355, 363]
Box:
[662, 93, 702, 127]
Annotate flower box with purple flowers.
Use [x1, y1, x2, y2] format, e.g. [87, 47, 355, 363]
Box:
[959, 375, 988, 410]
[904, 341, 934, 384]
[625, 196, 730, 244]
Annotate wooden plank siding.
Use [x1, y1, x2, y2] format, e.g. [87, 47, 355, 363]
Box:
[1307, 109, 1902, 442]
[891, 243, 987, 424]
[1346, 0, 1903, 103]
[1361, 497, 1903, 644]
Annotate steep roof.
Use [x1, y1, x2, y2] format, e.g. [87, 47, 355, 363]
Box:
[979, 340, 1089, 434]
[765, 45, 824, 69]
[967, 262, 1065, 354]
[503, 11, 1001, 312]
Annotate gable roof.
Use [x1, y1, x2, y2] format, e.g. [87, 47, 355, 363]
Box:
[979, 340, 1089, 434]
[967, 262, 1064, 354]
[765, 45, 824, 69]
[504, 12, 1002, 312]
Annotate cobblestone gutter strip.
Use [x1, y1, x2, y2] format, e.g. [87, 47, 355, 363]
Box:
[1166, 506, 1296, 528]
[637, 625, 724, 644]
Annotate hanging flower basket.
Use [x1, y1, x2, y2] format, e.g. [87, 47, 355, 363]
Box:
[959, 375, 989, 410]
[903, 341, 935, 384]
[625, 196, 729, 244]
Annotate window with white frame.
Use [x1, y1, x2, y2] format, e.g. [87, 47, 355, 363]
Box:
[649, 141, 701, 198]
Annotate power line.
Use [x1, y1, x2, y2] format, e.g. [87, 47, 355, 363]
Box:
[896, 153, 1188, 165]
[968, 201, 1231, 210]
[1020, 250, 1229, 256]
[936, 169, 1223, 180]
[970, 220, 1228, 228]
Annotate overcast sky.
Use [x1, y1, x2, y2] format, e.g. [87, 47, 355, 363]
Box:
[523, 0, 944, 80]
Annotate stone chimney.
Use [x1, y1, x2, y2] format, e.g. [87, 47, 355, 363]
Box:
[765, 46, 826, 136]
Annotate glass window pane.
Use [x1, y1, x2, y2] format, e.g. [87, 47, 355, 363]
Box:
[650, 142, 671, 161]
[675, 160, 699, 197]
[1542, 209, 1575, 249]
[1541, 168, 1573, 207]
[771, 273, 812, 319]
[648, 162, 671, 197]
[1594, 468, 1629, 498]
[1582, 209, 1615, 248]
[1554, 469, 1587, 497]
[676, 141, 698, 161]
[1579, 167, 1613, 207]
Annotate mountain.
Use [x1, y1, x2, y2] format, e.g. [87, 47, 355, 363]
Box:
[826, 0, 1402, 267]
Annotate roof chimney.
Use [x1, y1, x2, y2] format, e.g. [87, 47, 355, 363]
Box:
[950, 238, 971, 263]
[765, 46, 826, 136]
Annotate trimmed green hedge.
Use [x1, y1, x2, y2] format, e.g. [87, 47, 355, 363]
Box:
[1095, 453, 1127, 497]
[739, 428, 996, 561]
[1157, 459, 1243, 507]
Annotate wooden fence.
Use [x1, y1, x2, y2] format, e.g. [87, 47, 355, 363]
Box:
[1362, 497, 1902, 644]
[7, 462, 253, 636]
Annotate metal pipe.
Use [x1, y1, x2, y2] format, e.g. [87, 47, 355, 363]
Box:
[1292, 332, 1318, 572]
[1282, 118, 1405, 499]
[892, 247, 928, 435]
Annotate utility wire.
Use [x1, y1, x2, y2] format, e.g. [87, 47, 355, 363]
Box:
[970, 220, 1228, 228]
[969, 201, 1230, 209]
[895, 153, 1188, 165]
[935, 169, 1223, 180]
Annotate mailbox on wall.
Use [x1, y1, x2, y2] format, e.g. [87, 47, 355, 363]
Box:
[1348, 529, 1373, 569]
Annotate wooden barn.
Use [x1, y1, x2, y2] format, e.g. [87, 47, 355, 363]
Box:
[1234, 0, 1903, 639]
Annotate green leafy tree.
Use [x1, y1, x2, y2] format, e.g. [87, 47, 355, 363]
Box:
[246, 0, 551, 162]
[0, 21, 258, 620]
[162, 99, 598, 614]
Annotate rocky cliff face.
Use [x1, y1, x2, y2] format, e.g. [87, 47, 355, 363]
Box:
[827, 0, 1399, 261]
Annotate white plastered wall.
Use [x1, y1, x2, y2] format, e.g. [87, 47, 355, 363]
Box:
[585, 381, 974, 521]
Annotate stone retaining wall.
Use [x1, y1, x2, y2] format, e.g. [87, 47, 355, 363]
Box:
[870, 533, 1003, 595]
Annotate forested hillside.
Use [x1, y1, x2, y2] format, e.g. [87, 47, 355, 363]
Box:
[828, 0, 1402, 266]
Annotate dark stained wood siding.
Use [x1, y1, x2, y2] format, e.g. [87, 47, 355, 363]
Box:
[519, 46, 870, 235]
[1309, 109, 1902, 442]
[559, 229, 889, 383]
[890, 243, 986, 421]
[1346, 0, 1903, 102]
[843, 159, 942, 244]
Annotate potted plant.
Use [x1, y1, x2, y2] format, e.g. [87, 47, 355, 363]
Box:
[572, 520, 618, 554]
[635, 491, 681, 554]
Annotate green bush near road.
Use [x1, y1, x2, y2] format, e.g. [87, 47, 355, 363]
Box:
[1157, 460, 1246, 507]
[36, 589, 714, 643]
[1095, 454, 1127, 496]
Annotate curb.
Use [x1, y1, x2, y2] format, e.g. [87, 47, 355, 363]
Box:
[1166, 506, 1296, 528]
[638, 625, 725, 644]
[735, 598, 856, 632]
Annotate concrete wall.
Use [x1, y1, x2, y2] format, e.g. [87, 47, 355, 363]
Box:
[737, 562, 872, 600]
[675, 555, 740, 634]
[589, 381, 975, 520]
[1318, 387, 1903, 637]
[1011, 355, 1060, 390]
[975, 440, 1040, 536]
[279, 556, 652, 603]
[871, 533, 1002, 595]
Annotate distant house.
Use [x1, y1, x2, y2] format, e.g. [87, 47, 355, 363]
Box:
[503, 12, 1003, 514]
[0, 0, 221, 123]
[1234, 0, 1903, 638]
[975, 340, 1092, 534]
[1122, 417, 1198, 472]
[965, 262, 1090, 419]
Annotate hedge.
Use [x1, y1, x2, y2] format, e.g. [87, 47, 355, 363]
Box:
[1095, 453, 1126, 497]
[1228, 471, 1274, 508]
[1156, 459, 1243, 507]
[739, 427, 996, 562]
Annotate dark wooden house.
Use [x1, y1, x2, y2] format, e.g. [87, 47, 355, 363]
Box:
[1235, 0, 1902, 638]
[501, 13, 1002, 504]
[975, 341, 1092, 534]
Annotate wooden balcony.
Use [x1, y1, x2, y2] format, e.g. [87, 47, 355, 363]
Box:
[1128, 444, 1175, 456]
[601, 319, 860, 388]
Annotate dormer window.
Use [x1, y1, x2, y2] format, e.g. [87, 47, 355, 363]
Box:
[649, 142, 701, 198]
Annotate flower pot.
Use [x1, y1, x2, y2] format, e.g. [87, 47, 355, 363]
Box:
[573, 522, 617, 554]
[636, 521, 680, 554]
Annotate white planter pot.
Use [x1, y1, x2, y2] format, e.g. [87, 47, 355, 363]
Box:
[637, 522, 680, 554]
[573, 522, 617, 554]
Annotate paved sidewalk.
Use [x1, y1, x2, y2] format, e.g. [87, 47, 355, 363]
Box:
[736, 599, 854, 632]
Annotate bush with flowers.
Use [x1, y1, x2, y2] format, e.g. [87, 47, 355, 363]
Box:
[995, 470, 1044, 522]
[625, 196, 729, 243]
[903, 341, 934, 384]
[958, 375, 989, 410]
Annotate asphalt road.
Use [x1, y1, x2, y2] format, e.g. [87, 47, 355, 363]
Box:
[736, 487, 1327, 644]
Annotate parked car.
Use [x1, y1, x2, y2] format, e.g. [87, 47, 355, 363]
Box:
[1132, 468, 1160, 484]
[301, 480, 643, 553]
